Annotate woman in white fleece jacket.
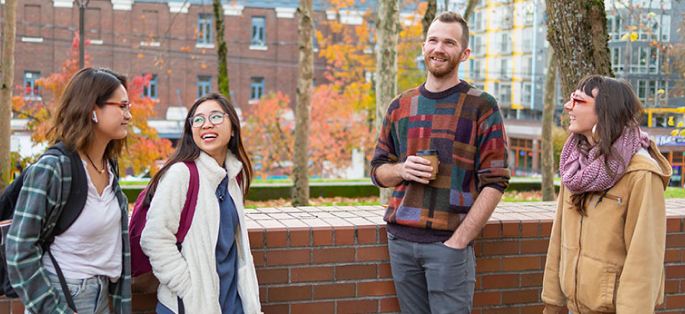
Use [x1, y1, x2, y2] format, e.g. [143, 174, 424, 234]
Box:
[140, 93, 261, 314]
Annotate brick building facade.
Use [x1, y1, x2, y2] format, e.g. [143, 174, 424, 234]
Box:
[2, 0, 335, 120]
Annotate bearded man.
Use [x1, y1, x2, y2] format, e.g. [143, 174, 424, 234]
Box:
[369, 11, 511, 313]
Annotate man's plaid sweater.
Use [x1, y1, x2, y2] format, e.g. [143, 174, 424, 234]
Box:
[370, 81, 511, 243]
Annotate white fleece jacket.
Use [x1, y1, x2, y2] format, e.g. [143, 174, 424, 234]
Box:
[140, 151, 262, 314]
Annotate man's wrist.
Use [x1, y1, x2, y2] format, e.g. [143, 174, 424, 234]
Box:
[394, 162, 404, 180]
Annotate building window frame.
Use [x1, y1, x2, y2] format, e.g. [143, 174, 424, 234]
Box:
[23, 71, 41, 98]
[197, 76, 212, 98]
[142, 74, 158, 99]
[250, 16, 267, 49]
[197, 14, 213, 46]
[250, 77, 265, 103]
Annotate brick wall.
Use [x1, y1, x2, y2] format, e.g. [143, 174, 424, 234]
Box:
[2, 200, 685, 313]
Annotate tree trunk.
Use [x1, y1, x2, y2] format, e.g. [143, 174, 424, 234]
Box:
[541, 48, 557, 201]
[422, 0, 437, 40]
[0, 0, 17, 193]
[292, 0, 313, 206]
[546, 0, 613, 128]
[213, 0, 230, 99]
[463, 0, 477, 22]
[376, 0, 400, 205]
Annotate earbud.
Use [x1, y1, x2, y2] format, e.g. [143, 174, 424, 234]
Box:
[92, 110, 98, 123]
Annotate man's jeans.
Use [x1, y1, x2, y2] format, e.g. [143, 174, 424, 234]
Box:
[387, 232, 476, 314]
[25, 272, 111, 314]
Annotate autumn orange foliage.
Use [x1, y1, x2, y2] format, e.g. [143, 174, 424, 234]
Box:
[242, 92, 294, 178]
[242, 84, 374, 179]
[11, 33, 173, 176]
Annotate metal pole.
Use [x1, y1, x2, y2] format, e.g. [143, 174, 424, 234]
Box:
[77, 0, 90, 69]
[530, 0, 538, 110]
[657, 0, 664, 108]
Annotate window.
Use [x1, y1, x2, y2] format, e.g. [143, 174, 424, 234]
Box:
[472, 11, 484, 32]
[197, 76, 211, 97]
[521, 56, 532, 78]
[607, 15, 623, 41]
[250, 77, 265, 101]
[523, 2, 534, 25]
[647, 80, 657, 106]
[365, 21, 376, 53]
[197, 14, 213, 45]
[638, 13, 670, 41]
[472, 35, 485, 56]
[494, 5, 513, 29]
[499, 83, 512, 105]
[660, 15, 671, 42]
[142, 74, 158, 99]
[500, 58, 510, 78]
[629, 47, 659, 74]
[368, 21, 376, 44]
[522, 83, 532, 105]
[510, 138, 537, 174]
[24, 71, 40, 97]
[611, 47, 623, 73]
[500, 32, 511, 54]
[521, 28, 533, 52]
[313, 21, 318, 50]
[649, 46, 658, 73]
[251, 17, 266, 47]
[637, 79, 667, 107]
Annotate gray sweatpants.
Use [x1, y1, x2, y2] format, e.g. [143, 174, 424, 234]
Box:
[387, 232, 476, 314]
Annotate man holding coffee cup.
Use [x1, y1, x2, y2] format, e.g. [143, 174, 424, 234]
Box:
[370, 11, 510, 313]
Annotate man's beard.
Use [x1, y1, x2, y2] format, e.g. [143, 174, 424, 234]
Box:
[425, 52, 459, 78]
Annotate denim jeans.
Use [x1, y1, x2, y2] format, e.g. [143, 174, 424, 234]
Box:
[387, 232, 476, 314]
[26, 272, 111, 314]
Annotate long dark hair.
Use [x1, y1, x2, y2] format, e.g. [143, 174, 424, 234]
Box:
[47, 67, 128, 158]
[145, 93, 252, 202]
[570, 75, 644, 214]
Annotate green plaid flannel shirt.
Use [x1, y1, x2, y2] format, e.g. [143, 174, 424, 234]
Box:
[5, 154, 131, 314]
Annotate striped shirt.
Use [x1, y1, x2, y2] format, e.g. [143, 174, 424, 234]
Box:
[370, 81, 511, 243]
[5, 154, 131, 314]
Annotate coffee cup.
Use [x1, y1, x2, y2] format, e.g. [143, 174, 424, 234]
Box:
[416, 149, 438, 180]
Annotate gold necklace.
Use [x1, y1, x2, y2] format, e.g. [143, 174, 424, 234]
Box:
[86, 154, 106, 174]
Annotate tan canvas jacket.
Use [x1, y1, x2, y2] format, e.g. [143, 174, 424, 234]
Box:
[542, 140, 672, 314]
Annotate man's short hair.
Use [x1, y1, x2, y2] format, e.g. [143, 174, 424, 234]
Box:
[431, 11, 470, 50]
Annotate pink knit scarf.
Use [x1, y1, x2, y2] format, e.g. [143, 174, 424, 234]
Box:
[559, 126, 650, 194]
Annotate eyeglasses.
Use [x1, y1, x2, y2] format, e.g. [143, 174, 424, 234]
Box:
[569, 92, 592, 110]
[188, 111, 229, 128]
[104, 102, 132, 114]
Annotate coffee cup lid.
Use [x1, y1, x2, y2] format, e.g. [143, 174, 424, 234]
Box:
[416, 149, 437, 155]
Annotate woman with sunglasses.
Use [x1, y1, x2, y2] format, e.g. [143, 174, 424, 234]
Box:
[6, 67, 133, 314]
[140, 93, 261, 313]
[542, 75, 671, 314]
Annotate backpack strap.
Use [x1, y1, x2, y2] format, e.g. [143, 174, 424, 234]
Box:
[175, 161, 199, 314]
[176, 161, 199, 244]
[46, 250, 77, 311]
[48, 143, 88, 236]
[42, 143, 86, 313]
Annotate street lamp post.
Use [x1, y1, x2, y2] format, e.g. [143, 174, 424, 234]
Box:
[76, 0, 91, 69]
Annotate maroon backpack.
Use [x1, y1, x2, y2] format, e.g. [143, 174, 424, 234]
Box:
[128, 161, 199, 293]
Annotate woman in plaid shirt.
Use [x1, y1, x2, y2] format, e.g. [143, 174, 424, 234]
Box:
[6, 68, 132, 314]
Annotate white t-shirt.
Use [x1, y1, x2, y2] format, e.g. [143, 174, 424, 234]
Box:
[42, 159, 122, 281]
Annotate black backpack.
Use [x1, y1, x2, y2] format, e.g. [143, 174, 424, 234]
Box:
[0, 142, 88, 311]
